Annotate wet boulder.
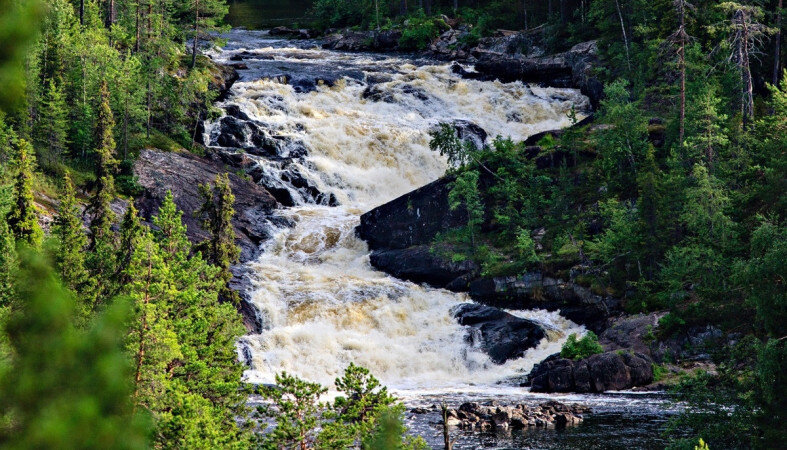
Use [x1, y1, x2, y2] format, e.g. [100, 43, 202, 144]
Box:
[448, 401, 589, 430]
[452, 303, 547, 364]
[529, 350, 654, 393]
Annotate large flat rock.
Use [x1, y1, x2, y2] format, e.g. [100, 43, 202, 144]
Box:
[133, 148, 279, 263]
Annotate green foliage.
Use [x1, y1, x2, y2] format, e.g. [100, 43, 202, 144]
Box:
[34, 78, 70, 169]
[429, 122, 477, 168]
[560, 331, 604, 360]
[6, 140, 43, 248]
[515, 228, 539, 265]
[319, 363, 399, 448]
[448, 169, 484, 248]
[0, 251, 151, 449]
[260, 372, 327, 450]
[52, 171, 92, 316]
[362, 406, 428, 450]
[592, 80, 649, 192]
[311, 0, 390, 29]
[398, 16, 445, 50]
[197, 173, 240, 303]
[0, 0, 44, 112]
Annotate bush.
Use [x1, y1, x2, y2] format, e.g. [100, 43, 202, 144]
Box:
[398, 17, 445, 50]
[560, 331, 603, 360]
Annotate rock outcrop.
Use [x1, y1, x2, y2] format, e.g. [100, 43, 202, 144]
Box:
[357, 176, 463, 251]
[133, 148, 279, 263]
[370, 245, 479, 290]
[452, 303, 547, 364]
[474, 40, 603, 109]
[469, 273, 621, 333]
[444, 401, 590, 430]
[529, 351, 654, 393]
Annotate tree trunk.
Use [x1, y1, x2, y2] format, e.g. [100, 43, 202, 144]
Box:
[523, 0, 527, 30]
[191, 0, 200, 69]
[80, 0, 84, 25]
[679, 4, 686, 144]
[454, 0, 458, 13]
[135, 0, 141, 53]
[615, 0, 632, 70]
[425, 0, 432, 15]
[774, 0, 783, 85]
[441, 403, 453, 450]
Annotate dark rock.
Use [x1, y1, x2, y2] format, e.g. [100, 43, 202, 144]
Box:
[469, 273, 621, 333]
[357, 176, 463, 251]
[530, 350, 654, 393]
[269, 26, 314, 39]
[369, 245, 479, 289]
[451, 119, 488, 150]
[374, 30, 402, 50]
[452, 303, 547, 364]
[474, 40, 602, 109]
[322, 31, 376, 52]
[133, 148, 279, 263]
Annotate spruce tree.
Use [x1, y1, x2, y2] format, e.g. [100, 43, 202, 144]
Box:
[95, 80, 118, 185]
[6, 140, 43, 248]
[53, 171, 92, 309]
[87, 81, 120, 306]
[116, 203, 144, 285]
[197, 173, 240, 303]
[34, 78, 69, 169]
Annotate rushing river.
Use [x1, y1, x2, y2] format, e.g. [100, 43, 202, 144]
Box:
[206, 30, 674, 448]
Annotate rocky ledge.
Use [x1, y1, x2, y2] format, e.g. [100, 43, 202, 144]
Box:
[443, 401, 590, 431]
[529, 350, 654, 393]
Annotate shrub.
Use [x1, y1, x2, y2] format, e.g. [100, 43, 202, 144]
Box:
[560, 331, 604, 360]
[398, 17, 444, 50]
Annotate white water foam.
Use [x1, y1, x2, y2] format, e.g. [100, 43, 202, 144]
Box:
[211, 36, 589, 392]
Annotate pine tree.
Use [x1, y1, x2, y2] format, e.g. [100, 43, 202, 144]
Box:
[6, 140, 43, 248]
[197, 173, 240, 303]
[0, 251, 151, 449]
[53, 172, 92, 308]
[34, 78, 69, 169]
[123, 228, 181, 418]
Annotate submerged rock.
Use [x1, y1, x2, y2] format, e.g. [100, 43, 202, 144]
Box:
[452, 303, 547, 364]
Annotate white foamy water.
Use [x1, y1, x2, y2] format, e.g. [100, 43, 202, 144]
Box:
[209, 31, 589, 392]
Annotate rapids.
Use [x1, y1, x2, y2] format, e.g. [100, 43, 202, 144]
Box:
[205, 30, 591, 392]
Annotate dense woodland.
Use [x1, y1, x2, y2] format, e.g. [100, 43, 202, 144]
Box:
[0, 0, 784, 448]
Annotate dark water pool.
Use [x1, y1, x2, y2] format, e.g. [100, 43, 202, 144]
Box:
[402, 391, 680, 449]
[227, 0, 314, 29]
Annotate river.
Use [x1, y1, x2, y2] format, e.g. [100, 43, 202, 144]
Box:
[205, 29, 675, 448]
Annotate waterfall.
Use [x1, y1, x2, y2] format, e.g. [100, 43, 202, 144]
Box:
[206, 30, 589, 391]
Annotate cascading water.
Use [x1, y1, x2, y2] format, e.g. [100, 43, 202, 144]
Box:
[206, 30, 590, 392]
